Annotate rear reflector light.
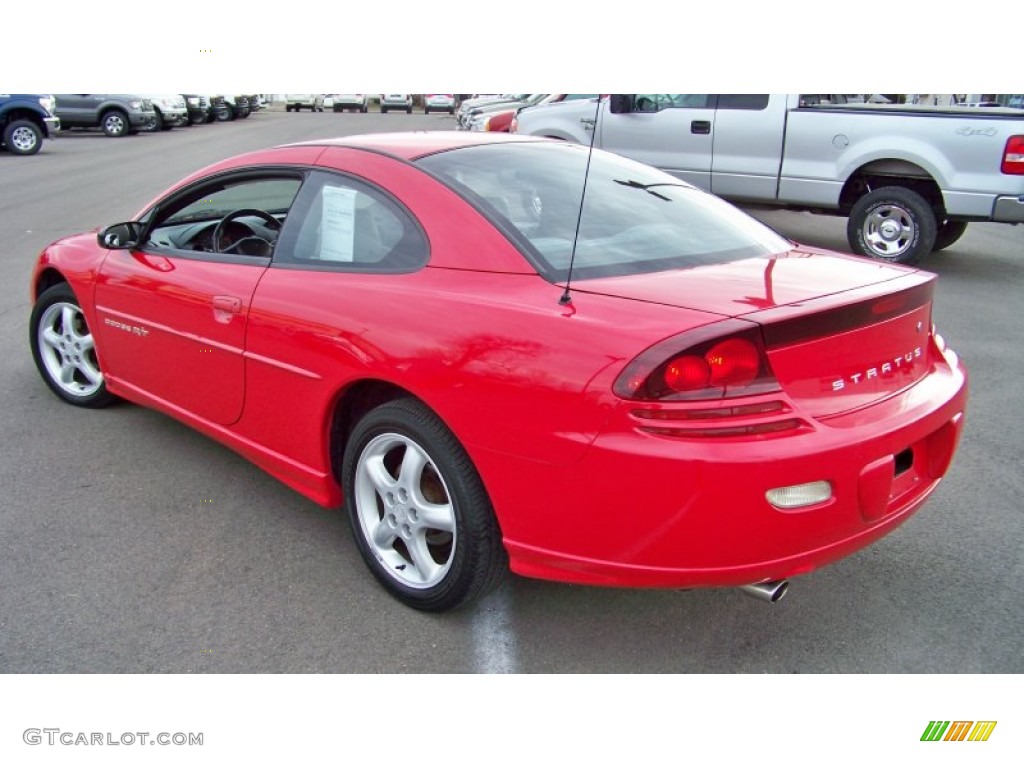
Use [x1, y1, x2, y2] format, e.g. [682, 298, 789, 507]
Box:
[615, 319, 780, 401]
[1003, 136, 1024, 174]
[766, 481, 833, 509]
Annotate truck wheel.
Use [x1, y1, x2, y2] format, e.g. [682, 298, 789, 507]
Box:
[932, 220, 969, 251]
[847, 186, 936, 265]
[101, 110, 129, 137]
[3, 119, 43, 155]
[152, 109, 165, 131]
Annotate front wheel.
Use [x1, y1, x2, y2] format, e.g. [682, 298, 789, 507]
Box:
[101, 110, 129, 137]
[847, 186, 937, 265]
[3, 119, 43, 155]
[29, 284, 116, 408]
[342, 399, 506, 612]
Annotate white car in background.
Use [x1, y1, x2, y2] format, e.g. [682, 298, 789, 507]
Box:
[380, 94, 413, 114]
[331, 94, 368, 113]
[285, 94, 324, 112]
[423, 94, 456, 114]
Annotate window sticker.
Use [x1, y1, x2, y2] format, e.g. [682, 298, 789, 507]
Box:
[320, 186, 357, 261]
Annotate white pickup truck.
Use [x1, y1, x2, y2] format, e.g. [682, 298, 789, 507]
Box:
[512, 94, 1024, 264]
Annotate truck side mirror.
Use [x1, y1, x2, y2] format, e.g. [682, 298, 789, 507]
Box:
[608, 95, 635, 114]
[98, 222, 143, 250]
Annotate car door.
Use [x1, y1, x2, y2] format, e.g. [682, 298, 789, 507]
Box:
[240, 167, 431, 467]
[597, 94, 717, 190]
[54, 94, 98, 125]
[92, 171, 305, 425]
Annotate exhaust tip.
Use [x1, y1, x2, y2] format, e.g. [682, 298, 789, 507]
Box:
[739, 579, 789, 603]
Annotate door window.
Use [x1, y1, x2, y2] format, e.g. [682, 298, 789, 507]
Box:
[144, 174, 303, 258]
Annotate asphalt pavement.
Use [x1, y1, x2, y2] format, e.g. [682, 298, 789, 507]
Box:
[1, 110, 1022, 673]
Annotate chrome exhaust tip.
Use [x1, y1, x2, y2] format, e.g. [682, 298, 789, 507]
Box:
[739, 580, 789, 603]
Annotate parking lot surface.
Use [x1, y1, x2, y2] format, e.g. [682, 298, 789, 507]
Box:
[1, 111, 1022, 672]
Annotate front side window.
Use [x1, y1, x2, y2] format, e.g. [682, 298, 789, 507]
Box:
[417, 142, 790, 281]
[634, 94, 715, 111]
[145, 174, 302, 258]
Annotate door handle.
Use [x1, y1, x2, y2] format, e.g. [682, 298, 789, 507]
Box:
[212, 295, 242, 313]
[691, 120, 711, 134]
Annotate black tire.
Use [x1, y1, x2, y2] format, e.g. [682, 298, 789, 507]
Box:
[847, 186, 937, 265]
[3, 119, 43, 155]
[101, 110, 130, 137]
[342, 398, 506, 612]
[29, 284, 116, 409]
[216, 105, 233, 122]
[932, 220, 969, 251]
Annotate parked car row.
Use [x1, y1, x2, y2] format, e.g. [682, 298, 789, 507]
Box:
[283, 95, 458, 115]
[0, 93, 265, 156]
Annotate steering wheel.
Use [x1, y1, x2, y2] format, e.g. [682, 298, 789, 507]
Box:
[211, 208, 282, 254]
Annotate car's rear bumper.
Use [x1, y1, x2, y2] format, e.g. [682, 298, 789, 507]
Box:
[489, 352, 968, 589]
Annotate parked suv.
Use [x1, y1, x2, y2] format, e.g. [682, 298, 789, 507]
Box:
[285, 94, 324, 112]
[53, 94, 156, 137]
[331, 94, 368, 113]
[380, 94, 413, 114]
[147, 94, 188, 130]
[423, 94, 456, 114]
[0, 93, 60, 155]
[182, 94, 214, 124]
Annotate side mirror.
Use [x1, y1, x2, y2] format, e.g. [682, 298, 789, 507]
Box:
[608, 95, 635, 114]
[97, 222, 143, 250]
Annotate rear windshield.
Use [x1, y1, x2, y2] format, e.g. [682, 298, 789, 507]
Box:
[416, 142, 791, 281]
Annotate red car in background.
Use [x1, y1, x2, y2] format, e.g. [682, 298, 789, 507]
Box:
[28, 132, 967, 611]
[470, 94, 602, 132]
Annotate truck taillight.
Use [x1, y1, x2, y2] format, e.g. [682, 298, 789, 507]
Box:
[614, 319, 781, 401]
[1003, 135, 1024, 174]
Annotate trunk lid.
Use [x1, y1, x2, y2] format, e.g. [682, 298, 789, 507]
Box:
[573, 250, 936, 417]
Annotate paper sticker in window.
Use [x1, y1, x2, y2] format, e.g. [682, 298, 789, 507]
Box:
[320, 186, 357, 261]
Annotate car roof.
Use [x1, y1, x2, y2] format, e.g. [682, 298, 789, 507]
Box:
[283, 130, 547, 161]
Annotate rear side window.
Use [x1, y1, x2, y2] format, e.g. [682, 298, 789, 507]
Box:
[717, 94, 769, 110]
[273, 170, 427, 272]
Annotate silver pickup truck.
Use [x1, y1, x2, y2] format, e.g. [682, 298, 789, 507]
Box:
[512, 94, 1024, 264]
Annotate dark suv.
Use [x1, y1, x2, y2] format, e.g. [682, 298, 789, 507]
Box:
[53, 94, 156, 137]
[0, 93, 60, 155]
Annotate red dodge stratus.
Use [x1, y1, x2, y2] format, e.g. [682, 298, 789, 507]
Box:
[29, 132, 967, 611]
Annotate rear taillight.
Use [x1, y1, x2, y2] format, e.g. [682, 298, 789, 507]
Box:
[1003, 135, 1024, 174]
[614, 319, 781, 401]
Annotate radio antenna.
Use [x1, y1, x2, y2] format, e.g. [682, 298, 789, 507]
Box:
[559, 95, 603, 306]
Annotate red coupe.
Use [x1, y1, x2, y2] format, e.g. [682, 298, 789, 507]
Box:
[28, 132, 968, 611]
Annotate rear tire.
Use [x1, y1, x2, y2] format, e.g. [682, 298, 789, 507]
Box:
[847, 186, 937, 265]
[342, 398, 506, 612]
